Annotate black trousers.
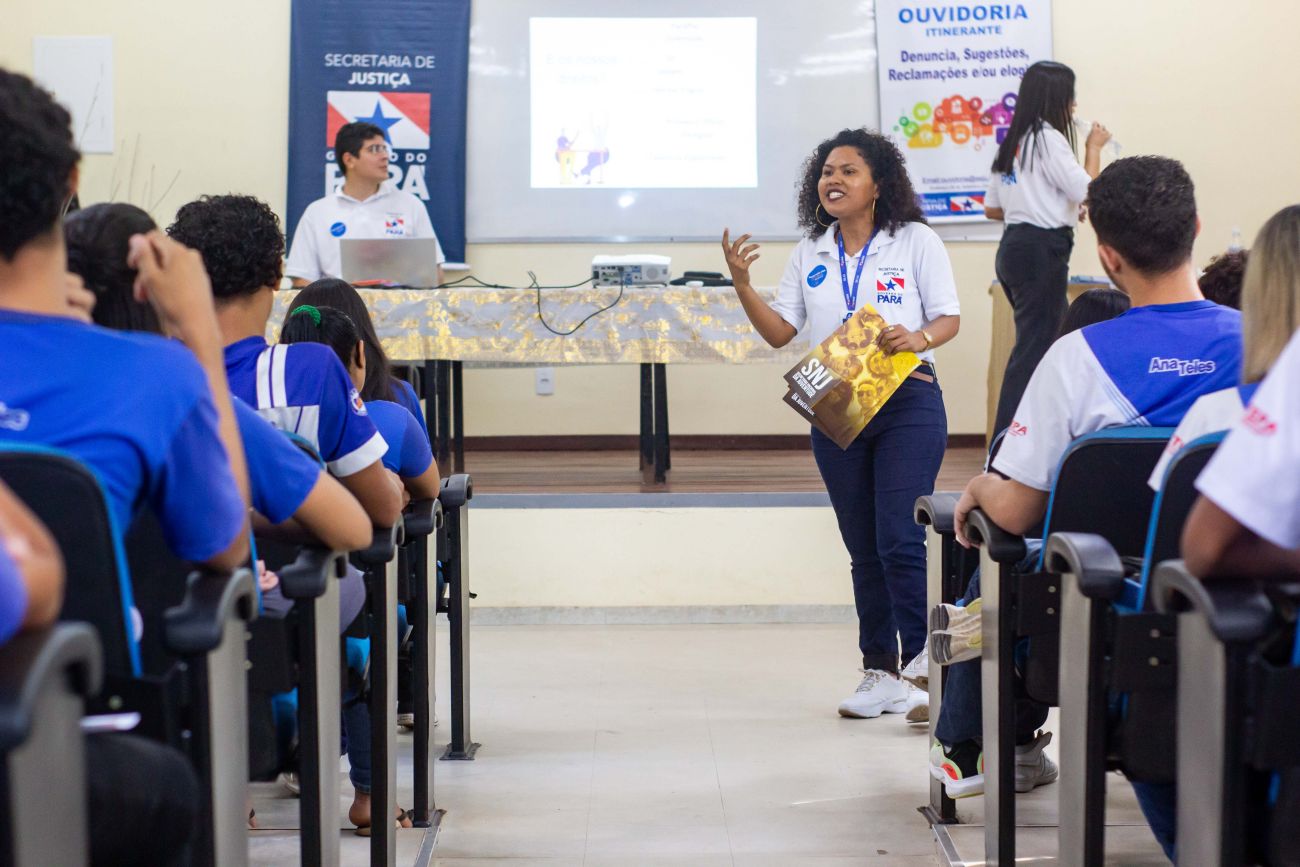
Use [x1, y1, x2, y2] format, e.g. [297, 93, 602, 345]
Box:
[86, 733, 199, 867]
[991, 223, 1075, 438]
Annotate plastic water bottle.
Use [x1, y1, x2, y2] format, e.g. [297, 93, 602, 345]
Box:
[1228, 227, 1244, 252]
[1073, 117, 1122, 156]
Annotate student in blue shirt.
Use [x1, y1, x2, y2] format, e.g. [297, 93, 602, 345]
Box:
[289, 278, 429, 435]
[65, 202, 371, 554]
[0, 69, 248, 573]
[166, 194, 405, 531]
[932, 158, 1243, 813]
[279, 304, 441, 499]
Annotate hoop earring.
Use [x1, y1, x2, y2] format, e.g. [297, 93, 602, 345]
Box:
[815, 203, 833, 228]
[871, 198, 878, 223]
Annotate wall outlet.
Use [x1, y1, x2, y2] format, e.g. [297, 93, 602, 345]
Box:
[534, 366, 556, 396]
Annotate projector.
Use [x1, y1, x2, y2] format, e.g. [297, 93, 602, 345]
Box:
[591, 254, 671, 286]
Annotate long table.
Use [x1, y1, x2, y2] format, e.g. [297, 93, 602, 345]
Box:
[270, 286, 803, 483]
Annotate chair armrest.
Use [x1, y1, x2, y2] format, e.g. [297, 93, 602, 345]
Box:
[1151, 560, 1275, 643]
[278, 547, 346, 600]
[439, 473, 473, 508]
[163, 568, 258, 656]
[963, 508, 1027, 563]
[356, 521, 404, 566]
[914, 493, 960, 533]
[1045, 532, 1126, 601]
[0, 623, 102, 751]
[402, 499, 438, 538]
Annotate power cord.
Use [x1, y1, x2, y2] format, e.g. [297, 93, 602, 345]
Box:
[531, 271, 625, 337]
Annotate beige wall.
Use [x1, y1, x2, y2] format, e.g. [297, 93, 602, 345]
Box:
[6, 1, 1300, 436]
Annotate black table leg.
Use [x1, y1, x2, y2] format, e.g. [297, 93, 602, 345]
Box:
[421, 360, 439, 458]
[652, 363, 670, 484]
[435, 361, 451, 469]
[639, 364, 653, 476]
[452, 361, 464, 473]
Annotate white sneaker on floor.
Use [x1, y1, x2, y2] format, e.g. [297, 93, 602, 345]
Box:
[904, 683, 929, 725]
[900, 648, 929, 690]
[277, 771, 300, 797]
[837, 669, 909, 719]
[397, 712, 414, 731]
[1014, 730, 1059, 792]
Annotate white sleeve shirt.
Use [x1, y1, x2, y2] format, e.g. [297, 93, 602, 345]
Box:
[1195, 331, 1300, 550]
[285, 183, 446, 282]
[1146, 386, 1251, 491]
[983, 125, 1092, 229]
[769, 221, 961, 362]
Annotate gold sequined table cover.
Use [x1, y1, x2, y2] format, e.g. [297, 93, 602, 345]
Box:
[270, 286, 805, 365]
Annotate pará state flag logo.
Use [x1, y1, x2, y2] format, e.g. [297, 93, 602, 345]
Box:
[877, 275, 904, 293]
[327, 91, 431, 150]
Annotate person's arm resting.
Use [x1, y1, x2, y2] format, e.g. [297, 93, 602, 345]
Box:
[954, 472, 1049, 547]
[1182, 495, 1300, 580]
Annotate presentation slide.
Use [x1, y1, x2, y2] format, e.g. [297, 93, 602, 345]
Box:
[529, 17, 757, 190]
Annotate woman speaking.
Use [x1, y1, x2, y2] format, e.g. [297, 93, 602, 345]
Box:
[722, 129, 960, 721]
[986, 60, 1112, 437]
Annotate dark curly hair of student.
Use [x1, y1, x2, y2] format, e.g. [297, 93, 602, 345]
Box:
[0, 70, 81, 261]
[796, 128, 925, 240]
[279, 303, 363, 372]
[292, 278, 401, 402]
[64, 203, 163, 333]
[1198, 249, 1248, 310]
[167, 194, 285, 299]
[1085, 156, 1197, 275]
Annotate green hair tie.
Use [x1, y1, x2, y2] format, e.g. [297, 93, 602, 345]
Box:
[290, 304, 322, 326]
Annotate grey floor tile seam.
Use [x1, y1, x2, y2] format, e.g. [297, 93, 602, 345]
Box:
[702, 694, 737, 867]
[473, 492, 833, 510]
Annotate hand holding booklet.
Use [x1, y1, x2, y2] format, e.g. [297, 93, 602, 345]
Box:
[782, 303, 920, 449]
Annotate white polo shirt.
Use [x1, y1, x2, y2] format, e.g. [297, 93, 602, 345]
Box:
[983, 125, 1091, 229]
[1146, 383, 1259, 491]
[770, 220, 961, 363]
[1196, 330, 1300, 550]
[285, 182, 445, 283]
[993, 301, 1242, 491]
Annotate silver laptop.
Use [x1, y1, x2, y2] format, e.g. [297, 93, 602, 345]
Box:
[339, 238, 441, 287]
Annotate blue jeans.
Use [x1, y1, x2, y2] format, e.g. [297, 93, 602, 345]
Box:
[1131, 780, 1177, 861]
[811, 376, 947, 671]
[933, 547, 1051, 748]
[343, 699, 372, 792]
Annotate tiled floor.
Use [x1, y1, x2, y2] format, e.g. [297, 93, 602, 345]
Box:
[251, 623, 1170, 866]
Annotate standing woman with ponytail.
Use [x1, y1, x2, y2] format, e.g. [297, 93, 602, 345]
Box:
[986, 61, 1112, 437]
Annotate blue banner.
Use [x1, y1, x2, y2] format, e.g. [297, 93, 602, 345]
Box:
[287, 0, 469, 262]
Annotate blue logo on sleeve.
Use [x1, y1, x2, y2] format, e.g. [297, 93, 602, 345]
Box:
[807, 264, 828, 287]
[330, 222, 347, 237]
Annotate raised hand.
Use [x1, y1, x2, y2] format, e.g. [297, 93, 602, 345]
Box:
[721, 228, 761, 287]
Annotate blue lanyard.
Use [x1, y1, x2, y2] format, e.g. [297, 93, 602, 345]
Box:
[837, 228, 878, 323]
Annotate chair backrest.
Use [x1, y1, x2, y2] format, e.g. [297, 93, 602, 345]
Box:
[0, 447, 140, 677]
[1133, 433, 1224, 609]
[124, 510, 198, 676]
[1037, 427, 1174, 568]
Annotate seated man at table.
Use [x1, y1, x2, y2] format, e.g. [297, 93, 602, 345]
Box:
[285, 121, 445, 287]
[929, 156, 1243, 799]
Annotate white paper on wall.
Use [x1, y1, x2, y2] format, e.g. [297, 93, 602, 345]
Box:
[33, 36, 114, 154]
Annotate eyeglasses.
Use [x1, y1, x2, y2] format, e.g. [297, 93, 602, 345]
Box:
[363, 143, 390, 155]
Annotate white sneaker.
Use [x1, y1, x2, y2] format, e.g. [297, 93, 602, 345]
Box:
[837, 669, 909, 719]
[900, 648, 929, 690]
[1014, 730, 1059, 792]
[277, 771, 300, 797]
[904, 683, 929, 725]
[397, 712, 414, 731]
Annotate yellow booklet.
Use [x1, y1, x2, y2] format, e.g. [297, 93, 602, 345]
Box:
[783, 303, 920, 449]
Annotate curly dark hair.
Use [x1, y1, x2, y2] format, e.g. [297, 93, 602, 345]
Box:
[167, 194, 284, 299]
[796, 128, 925, 240]
[1198, 249, 1248, 310]
[0, 69, 80, 261]
[1085, 156, 1197, 275]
